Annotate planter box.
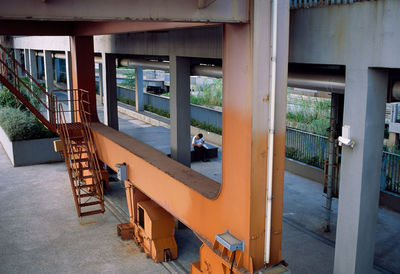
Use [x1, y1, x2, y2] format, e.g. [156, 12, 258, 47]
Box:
[0, 124, 62, 167]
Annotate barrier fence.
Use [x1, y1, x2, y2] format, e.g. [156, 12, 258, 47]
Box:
[286, 127, 400, 195]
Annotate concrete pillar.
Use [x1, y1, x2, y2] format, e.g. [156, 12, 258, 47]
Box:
[55, 58, 61, 83]
[135, 67, 144, 111]
[102, 53, 118, 130]
[29, 49, 37, 83]
[65, 51, 73, 122]
[169, 56, 191, 167]
[69, 36, 98, 122]
[98, 62, 104, 105]
[334, 67, 388, 274]
[23, 49, 30, 72]
[13, 49, 23, 76]
[44, 50, 54, 120]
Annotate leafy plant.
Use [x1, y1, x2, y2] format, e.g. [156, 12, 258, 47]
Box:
[0, 107, 55, 141]
[118, 97, 136, 107]
[120, 70, 136, 90]
[286, 91, 330, 136]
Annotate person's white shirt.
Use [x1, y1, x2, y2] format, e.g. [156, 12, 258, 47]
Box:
[192, 135, 204, 147]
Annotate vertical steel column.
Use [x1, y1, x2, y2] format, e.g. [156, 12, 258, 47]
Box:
[169, 56, 191, 167]
[98, 62, 104, 105]
[23, 49, 29, 72]
[102, 53, 118, 130]
[13, 49, 23, 76]
[69, 36, 98, 122]
[334, 68, 388, 274]
[44, 50, 53, 121]
[65, 51, 73, 122]
[325, 93, 337, 232]
[135, 67, 144, 112]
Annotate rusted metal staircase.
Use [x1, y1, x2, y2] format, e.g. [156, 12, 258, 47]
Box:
[0, 44, 105, 217]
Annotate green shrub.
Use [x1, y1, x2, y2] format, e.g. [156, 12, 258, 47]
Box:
[118, 97, 136, 107]
[143, 105, 222, 135]
[0, 107, 55, 141]
[144, 105, 170, 118]
[0, 87, 24, 109]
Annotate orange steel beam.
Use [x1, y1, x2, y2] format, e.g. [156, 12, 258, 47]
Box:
[86, 21, 286, 272]
[64, 1, 287, 270]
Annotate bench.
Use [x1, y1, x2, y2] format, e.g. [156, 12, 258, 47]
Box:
[190, 142, 218, 162]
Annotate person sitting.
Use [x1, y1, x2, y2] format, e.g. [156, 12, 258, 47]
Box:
[192, 133, 209, 162]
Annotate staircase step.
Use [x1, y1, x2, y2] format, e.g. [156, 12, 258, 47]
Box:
[79, 201, 103, 207]
[80, 209, 105, 217]
[71, 158, 89, 163]
[82, 175, 95, 179]
[77, 193, 96, 198]
[75, 184, 93, 189]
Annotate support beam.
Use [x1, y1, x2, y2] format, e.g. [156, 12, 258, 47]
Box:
[69, 36, 98, 122]
[135, 68, 144, 112]
[44, 50, 53, 120]
[102, 53, 118, 130]
[65, 51, 73, 122]
[334, 67, 388, 274]
[169, 56, 191, 167]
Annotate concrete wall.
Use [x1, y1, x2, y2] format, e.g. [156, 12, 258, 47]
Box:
[12, 25, 222, 60]
[0, 125, 62, 167]
[94, 25, 222, 59]
[289, 0, 400, 68]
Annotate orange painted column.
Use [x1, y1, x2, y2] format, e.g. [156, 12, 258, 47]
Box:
[69, 36, 98, 122]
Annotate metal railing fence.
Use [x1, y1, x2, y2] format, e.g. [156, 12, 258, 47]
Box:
[285, 127, 329, 169]
[382, 151, 400, 195]
[290, 0, 375, 9]
[286, 127, 400, 195]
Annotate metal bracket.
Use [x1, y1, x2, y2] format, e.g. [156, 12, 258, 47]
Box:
[215, 230, 244, 252]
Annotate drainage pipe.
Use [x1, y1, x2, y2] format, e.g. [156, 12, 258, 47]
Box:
[265, 0, 278, 265]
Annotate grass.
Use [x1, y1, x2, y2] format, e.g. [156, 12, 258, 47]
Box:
[0, 86, 56, 141]
[118, 97, 136, 107]
[286, 90, 331, 136]
[143, 104, 222, 135]
[161, 78, 222, 107]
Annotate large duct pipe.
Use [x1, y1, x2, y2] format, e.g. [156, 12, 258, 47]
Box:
[392, 82, 400, 101]
[36, 51, 102, 62]
[119, 58, 170, 71]
[34, 51, 349, 93]
[288, 72, 345, 94]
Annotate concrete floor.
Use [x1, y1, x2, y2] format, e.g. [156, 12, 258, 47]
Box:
[0, 103, 398, 273]
[0, 145, 170, 273]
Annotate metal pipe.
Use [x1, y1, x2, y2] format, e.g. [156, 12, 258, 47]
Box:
[191, 65, 222, 78]
[288, 72, 345, 94]
[119, 58, 170, 71]
[325, 93, 337, 232]
[392, 81, 400, 101]
[265, 0, 278, 264]
[36, 50, 349, 93]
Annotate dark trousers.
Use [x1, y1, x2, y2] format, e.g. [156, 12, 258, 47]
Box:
[194, 146, 207, 161]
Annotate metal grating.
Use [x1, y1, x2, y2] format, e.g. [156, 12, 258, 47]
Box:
[290, 0, 376, 9]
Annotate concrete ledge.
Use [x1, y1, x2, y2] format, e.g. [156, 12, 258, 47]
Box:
[117, 102, 223, 146]
[380, 190, 400, 213]
[0, 124, 62, 167]
[285, 158, 324, 184]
